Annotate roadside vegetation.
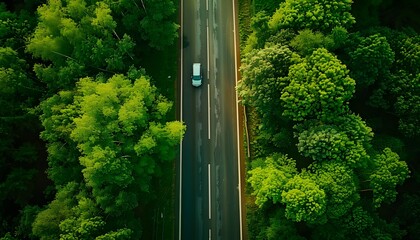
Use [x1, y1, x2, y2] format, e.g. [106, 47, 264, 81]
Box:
[239, 0, 420, 239]
[0, 0, 183, 239]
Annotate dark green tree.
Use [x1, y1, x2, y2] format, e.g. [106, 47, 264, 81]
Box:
[347, 34, 395, 89]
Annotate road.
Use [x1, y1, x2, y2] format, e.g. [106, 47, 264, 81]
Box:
[177, 0, 243, 239]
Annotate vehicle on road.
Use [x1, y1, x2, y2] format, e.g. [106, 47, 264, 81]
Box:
[191, 63, 202, 87]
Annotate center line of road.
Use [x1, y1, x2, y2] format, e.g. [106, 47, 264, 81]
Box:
[208, 163, 211, 220]
[208, 84, 211, 140]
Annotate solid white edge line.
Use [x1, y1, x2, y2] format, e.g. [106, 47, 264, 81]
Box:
[232, 0, 243, 239]
[178, 0, 184, 238]
[208, 163, 211, 219]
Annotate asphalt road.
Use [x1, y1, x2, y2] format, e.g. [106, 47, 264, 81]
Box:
[177, 0, 242, 239]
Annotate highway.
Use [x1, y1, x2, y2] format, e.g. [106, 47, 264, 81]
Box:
[177, 0, 243, 239]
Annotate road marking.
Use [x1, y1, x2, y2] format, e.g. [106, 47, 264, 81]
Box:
[208, 84, 211, 140]
[209, 229, 212, 240]
[207, 19, 210, 81]
[208, 163, 211, 219]
[178, 0, 184, 239]
[232, 0, 243, 239]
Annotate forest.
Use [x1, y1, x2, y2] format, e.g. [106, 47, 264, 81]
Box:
[238, 0, 420, 239]
[0, 0, 183, 239]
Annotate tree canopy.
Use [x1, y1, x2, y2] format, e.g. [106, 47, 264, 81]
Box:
[281, 48, 355, 122]
[269, 0, 355, 32]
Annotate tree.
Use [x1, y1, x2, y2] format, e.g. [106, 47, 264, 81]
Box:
[290, 29, 334, 56]
[39, 90, 83, 187]
[244, 11, 271, 52]
[0, 47, 44, 238]
[397, 36, 420, 74]
[281, 48, 355, 122]
[391, 71, 420, 137]
[27, 0, 136, 91]
[265, 209, 305, 240]
[369, 148, 409, 208]
[32, 182, 78, 240]
[295, 114, 373, 167]
[36, 71, 184, 238]
[139, 0, 179, 50]
[238, 44, 298, 128]
[269, 0, 355, 33]
[309, 161, 359, 219]
[281, 175, 326, 223]
[248, 153, 298, 207]
[69, 73, 185, 214]
[347, 34, 395, 88]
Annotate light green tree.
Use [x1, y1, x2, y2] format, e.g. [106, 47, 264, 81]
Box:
[281, 48, 355, 122]
[70, 74, 185, 214]
[290, 29, 334, 56]
[369, 148, 409, 208]
[270, 0, 355, 32]
[281, 175, 326, 223]
[309, 161, 359, 219]
[248, 153, 298, 207]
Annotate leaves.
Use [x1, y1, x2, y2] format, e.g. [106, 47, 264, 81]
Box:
[348, 34, 395, 88]
[281, 175, 326, 223]
[248, 153, 298, 207]
[369, 148, 410, 208]
[309, 161, 359, 219]
[281, 48, 355, 122]
[270, 0, 355, 32]
[67, 73, 185, 214]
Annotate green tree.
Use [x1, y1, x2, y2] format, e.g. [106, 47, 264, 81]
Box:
[27, 0, 136, 91]
[244, 11, 271, 52]
[32, 182, 78, 240]
[238, 44, 297, 128]
[348, 34, 395, 88]
[0, 46, 44, 238]
[369, 148, 409, 208]
[397, 36, 420, 74]
[39, 90, 83, 187]
[269, 0, 355, 32]
[265, 209, 305, 240]
[391, 71, 420, 137]
[295, 115, 373, 167]
[69, 73, 185, 215]
[309, 161, 359, 219]
[248, 153, 298, 207]
[290, 29, 334, 56]
[281, 48, 355, 122]
[138, 0, 179, 50]
[281, 175, 326, 223]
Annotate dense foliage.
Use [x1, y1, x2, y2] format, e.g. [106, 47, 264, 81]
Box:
[0, 0, 182, 239]
[240, 0, 419, 239]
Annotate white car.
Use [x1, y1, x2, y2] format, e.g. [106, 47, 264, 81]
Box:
[191, 63, 202, 87]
